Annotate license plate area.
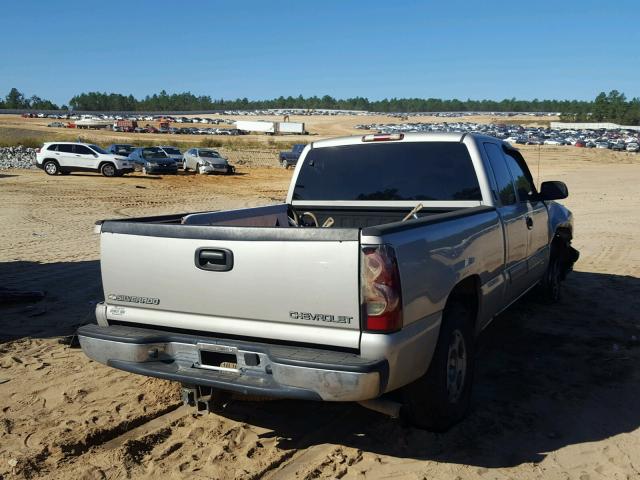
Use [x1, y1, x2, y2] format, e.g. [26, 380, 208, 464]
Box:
[196, 344, 239, 372]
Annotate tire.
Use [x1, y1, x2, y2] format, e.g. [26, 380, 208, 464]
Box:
[281, 160, 289, 169]
[101, 163, 116, 177]
[540, 248, 562, 303]
[402, 301, 475, 431]
[43, 160, 59, 175]
[142, 166, 148, 175]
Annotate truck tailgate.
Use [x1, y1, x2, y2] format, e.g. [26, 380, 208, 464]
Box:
[99, 224, 362, 349]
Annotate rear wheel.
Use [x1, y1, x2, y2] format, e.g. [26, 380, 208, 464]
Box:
[402, 301, 475, 431]
[281, 159, 288, 169]
[101, 163, 116, 177]
[43, 160, 59, 175]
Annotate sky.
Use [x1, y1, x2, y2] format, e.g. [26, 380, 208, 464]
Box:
[1, 0, 639, 105]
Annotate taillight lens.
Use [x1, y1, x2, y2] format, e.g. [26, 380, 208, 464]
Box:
[361, 245, 402, 333]
[36, 147, 41, 153]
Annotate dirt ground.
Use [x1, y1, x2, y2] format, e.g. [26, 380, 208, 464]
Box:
[1, 144, 639, 479]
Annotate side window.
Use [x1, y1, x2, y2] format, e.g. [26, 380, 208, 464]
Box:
[484, 143, 516, 206]
[57, 144, 74, 153]
[47, 144, 59, 151]
[74, 145, 94, 155]
[503, 151, 534, 202]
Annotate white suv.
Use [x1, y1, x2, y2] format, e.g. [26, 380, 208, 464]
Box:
[35, 142, 134, 177]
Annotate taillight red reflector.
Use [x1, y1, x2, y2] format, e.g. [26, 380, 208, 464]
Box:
[362, 133, 404, 142]
[365, 310, 402, 332]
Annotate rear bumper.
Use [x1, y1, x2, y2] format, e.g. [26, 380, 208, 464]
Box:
[77, 323, 387, 402]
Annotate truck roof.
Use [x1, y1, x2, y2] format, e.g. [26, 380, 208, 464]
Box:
[310, 132, 503, 149]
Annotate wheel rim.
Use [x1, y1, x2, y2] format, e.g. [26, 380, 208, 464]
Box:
[45, 163, 57, 174]
[103, 165, 115, 176]
[142, 167, 147, 175]
[446, 329, 467, 403]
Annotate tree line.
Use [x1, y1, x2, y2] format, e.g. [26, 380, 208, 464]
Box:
[558, 90, 640, 125]
[0, 88, 61, 110]
[1, 87, 639, 125]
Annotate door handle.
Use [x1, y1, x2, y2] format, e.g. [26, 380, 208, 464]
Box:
[525, 216, 534, 230]
[195, 248, 233, 272]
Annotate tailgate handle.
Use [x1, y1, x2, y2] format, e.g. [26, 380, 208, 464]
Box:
[195, 248, 233, 272]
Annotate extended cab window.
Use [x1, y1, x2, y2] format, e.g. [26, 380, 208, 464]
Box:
[293, 142, 481, 201]
[503, 150, 534, 202]
[483, 143, 516, 206]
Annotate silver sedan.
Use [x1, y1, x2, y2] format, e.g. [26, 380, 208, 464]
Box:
[183, 148, 234, 174]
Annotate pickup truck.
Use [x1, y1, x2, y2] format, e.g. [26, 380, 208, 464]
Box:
[78, 132, 578, 431]
[279, 143, 306, 169]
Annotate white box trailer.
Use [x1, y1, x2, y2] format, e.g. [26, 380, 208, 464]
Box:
[278, 121, 306, 134]
[234, 120, 276, 134]
[235, 120, 307, 135]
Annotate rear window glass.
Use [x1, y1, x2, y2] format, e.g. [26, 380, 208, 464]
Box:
[293, 142, 481, 201]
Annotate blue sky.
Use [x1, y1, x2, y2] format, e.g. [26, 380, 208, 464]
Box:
[1, 0, 638, 105]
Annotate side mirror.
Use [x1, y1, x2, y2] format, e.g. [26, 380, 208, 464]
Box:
[539, 181, 568, 200]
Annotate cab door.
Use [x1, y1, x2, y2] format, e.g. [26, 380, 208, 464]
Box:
[483, 142, 531, 307]
[501, 148, 550, 284]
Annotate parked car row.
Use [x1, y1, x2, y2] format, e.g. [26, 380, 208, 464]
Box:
[355, 121, 640, 153]
[35, 142, 235, 177]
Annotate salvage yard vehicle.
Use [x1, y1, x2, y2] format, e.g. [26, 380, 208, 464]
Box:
[35, 142, 134, 177]
[128, 147, 178, 175]
[182, 148, 235, 174]
[79, 132, 578, 431]
[279, 143, 306, 168]
[157, 146, 184, 168]
[106, 144, 135, 157]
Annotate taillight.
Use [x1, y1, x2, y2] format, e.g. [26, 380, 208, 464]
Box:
[361, 245, 402, 333]
[36, 147, 41, 153]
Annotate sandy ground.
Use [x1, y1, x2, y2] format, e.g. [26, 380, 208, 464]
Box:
[1, 145, 639, 479]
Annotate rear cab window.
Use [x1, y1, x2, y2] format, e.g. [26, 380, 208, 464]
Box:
[292, 142, 481, 201]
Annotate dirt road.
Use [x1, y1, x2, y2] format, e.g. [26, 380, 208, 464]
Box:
[1, 147, 639, 479]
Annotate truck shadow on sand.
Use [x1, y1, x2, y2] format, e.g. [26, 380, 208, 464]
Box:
[222, 270, 640, 468]
[1, 260, 639, 468]
[0, 260, 102, 341]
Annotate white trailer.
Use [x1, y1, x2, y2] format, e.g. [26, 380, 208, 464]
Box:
[234, 120, 276, 134]
[234, 120, 307, 135]
[278, 121, 306, 134]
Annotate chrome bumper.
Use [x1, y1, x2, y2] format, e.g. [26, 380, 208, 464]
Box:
[78, 324, 385, 402]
